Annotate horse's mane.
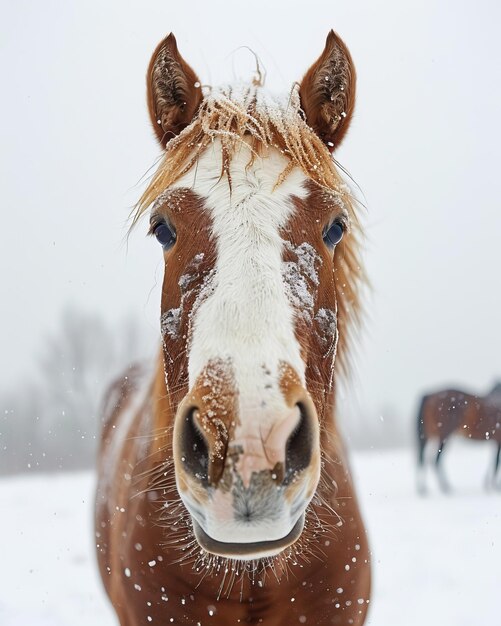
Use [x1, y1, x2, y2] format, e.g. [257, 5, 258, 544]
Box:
[133, 83, 363, 378]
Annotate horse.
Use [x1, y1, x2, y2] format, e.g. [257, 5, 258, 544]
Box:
[95, 31, 371, 625]
[417, 383, 501, 493]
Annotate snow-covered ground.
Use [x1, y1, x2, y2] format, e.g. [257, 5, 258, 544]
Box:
[0, 441, 499, 625]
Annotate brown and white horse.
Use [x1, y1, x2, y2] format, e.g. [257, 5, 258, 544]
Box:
[95, 31, 370, 625]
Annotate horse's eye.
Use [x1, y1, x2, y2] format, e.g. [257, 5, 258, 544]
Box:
[323, 221, 344, 248]
[153, 222, 176, 249]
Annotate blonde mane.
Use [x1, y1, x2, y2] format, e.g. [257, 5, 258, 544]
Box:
[133, 83, 363, 379]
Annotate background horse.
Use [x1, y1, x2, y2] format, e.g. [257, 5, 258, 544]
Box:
[417, 383, 501, 493]
[95, 31, 371, 625]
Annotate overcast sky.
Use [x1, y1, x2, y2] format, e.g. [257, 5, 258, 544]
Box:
[1, 0, 500, 431]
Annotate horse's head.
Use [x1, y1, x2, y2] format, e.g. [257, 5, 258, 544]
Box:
[137, 32, 360, 560]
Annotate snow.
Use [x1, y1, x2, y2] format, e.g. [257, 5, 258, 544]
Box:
[0, 472, 115, 626]
[0, 442, 499, 625]
[353, 441, 501, 626]
[282, 241, 323, 324]
[160, 308, 182, 339]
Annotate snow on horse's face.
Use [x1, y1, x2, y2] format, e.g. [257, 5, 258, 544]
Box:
[140, 33, 357, 559]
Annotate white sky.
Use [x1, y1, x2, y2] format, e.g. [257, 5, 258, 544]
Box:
[1, 0, 500, 428]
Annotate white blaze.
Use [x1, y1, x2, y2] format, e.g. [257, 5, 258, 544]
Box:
[172, 138, 308, 427]
[170, 141, 321, 548]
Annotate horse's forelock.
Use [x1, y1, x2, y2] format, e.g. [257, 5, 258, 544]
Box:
[133, 84, 352, 219]
[133, 83, 364, 379]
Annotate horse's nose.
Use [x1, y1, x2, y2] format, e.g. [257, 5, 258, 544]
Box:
[283, 397, 317, 481]
[175, 404, 224, 486]
[175, 391, 317, 488]
[230, 398, 318, 488]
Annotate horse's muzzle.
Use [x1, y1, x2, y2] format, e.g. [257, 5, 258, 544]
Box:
[172, 386, 320, 558]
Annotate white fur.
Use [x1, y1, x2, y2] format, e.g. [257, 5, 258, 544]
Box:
[172, 139, 307, 412]
[172, 140, 311, 545]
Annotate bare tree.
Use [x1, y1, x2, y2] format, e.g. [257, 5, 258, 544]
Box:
[0, 308, 153, 475]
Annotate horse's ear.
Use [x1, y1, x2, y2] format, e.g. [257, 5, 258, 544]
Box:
[299, 30, 356, 152]
[147, 33, 203, 148]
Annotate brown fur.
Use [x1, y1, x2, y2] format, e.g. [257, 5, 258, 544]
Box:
[419, 389, 501, 444]
[417, 386, 501, 491]
[153, 188, 216, 408]
[96, 32, 371, 625]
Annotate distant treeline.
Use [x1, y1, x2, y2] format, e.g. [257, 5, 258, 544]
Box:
[0, 308, 153, 475]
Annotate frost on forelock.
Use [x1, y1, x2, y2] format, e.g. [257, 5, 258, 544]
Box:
[132, 83, 355, 228]
[152, 187, 191, 215]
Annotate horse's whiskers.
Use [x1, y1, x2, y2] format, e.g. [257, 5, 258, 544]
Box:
[96, 29, 370, 625]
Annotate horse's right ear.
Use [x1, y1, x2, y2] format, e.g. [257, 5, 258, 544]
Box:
[147, 33, 203, 148]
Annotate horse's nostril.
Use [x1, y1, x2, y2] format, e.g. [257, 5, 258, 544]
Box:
[285, 403, 313, 480]
[179, 408, 209, 483]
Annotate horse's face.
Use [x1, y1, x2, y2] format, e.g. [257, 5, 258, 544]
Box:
[145, 32, 356, 559]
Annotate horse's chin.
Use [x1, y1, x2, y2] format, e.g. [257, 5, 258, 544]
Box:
[192, 514, 305, 561]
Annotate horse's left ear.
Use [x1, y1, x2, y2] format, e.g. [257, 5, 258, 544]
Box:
[299, 30, 356, 152]
[147, 33, 203, 148]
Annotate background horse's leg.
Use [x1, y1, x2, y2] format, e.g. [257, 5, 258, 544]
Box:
[436, 439, 451, 492]
[483, 442, 500, 491]
[417, 437, 427, 495]
[492, 443, 501, 491]
[416, 397, 428, 495]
